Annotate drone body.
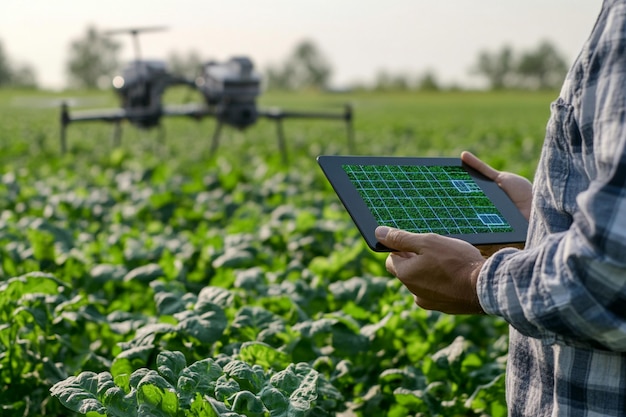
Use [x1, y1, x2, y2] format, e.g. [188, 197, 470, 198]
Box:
[198, 57, 261, 130]
[112, 60, 184, 128]
[60, 28, 354, 161]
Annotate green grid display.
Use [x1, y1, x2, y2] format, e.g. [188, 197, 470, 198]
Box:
[342, 164, 514, 235]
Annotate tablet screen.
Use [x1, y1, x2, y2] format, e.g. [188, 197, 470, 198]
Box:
[342, 163, 513, 235]
[317, 155, 528, 252]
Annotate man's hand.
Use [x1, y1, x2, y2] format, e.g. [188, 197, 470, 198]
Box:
[461, 151, 533, 221]
[376, 226, 486, 315]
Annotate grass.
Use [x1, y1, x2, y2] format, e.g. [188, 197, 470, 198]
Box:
[0, 88, 555, 175]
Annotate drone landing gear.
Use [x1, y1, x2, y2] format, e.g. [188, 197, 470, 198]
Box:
[262, 104, 355, 164]
[274, 118, 288, 165]
[207, 104, 354, 164]
[112, 122, 122, 148]
[207, 117, 290, 164]
[208, 121, 224, 158]
[60, 103, 69, 154]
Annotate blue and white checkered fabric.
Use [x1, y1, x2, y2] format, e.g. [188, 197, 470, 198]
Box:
[478, 0, 626, 415]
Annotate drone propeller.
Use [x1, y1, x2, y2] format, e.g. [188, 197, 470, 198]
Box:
[102, 26, 168, 36]
[103, 26, 168, 62]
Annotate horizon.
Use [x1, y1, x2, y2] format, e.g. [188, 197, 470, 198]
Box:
[0, 1, 601, 90]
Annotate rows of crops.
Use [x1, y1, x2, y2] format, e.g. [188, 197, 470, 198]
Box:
[0, 89, 554, 416]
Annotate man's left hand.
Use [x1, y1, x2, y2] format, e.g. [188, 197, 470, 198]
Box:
[376, 226, 486, 315]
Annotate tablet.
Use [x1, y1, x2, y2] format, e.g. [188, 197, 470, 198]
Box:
[317, 155, 528, 252]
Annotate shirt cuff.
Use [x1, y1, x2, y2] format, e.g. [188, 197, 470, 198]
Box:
[476, 247, 519, 316]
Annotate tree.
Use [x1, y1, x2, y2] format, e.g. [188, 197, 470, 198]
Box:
[0, 39, 38, 88]
[66, 25, 121, 89]
[372, 70, 411, 91]
[9, 63, 37, 88]
[0, 41, 11, 87]
[471, 41, 568, 91]
[516, 40, 568, 90]
[416, 70, 441, 91]
[471, 45, 515, 90]
[266, 39, 333, 90]
[368, 69, 440, 92]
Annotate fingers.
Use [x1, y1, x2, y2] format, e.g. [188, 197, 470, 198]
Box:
[375, 226, 433, 253]
[461, 151, 500, 181]
[385, 250, 418, 276]
[382, 233, 487, 314]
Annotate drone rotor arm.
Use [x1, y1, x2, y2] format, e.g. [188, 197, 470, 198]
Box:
[257, 103, 355, 153]
[62, 108, 128, 124]
[257, 103, 352, 122]
[60, 103, 128, 153]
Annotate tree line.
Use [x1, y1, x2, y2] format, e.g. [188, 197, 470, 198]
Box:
[0, 25, 569, 92]
[0, 41, 37, 88]
[471, 42, 568, 90]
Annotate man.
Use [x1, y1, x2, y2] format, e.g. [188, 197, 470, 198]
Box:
[375, 1, 626, 415]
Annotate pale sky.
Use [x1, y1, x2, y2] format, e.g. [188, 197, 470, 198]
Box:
[0, 1, 602, 90]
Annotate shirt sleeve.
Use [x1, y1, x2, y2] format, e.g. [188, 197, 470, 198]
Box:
[476, 0, 626, 352]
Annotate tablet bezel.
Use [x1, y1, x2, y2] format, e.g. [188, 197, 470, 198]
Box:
[317, 155, 529, 252]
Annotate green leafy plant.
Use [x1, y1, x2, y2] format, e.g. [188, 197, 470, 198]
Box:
[0, 89, 550, 416]
[51, 350, 343, 417]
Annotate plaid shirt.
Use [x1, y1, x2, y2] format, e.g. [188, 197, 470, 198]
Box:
[477, 0, 626, 415]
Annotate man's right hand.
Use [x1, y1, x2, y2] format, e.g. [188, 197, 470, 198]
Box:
[461, 151, 533, 221]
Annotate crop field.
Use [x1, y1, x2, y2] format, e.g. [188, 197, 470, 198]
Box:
[0, 88, 555, 416]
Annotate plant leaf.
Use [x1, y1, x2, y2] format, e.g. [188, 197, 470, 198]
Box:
[50, 371, 107, 416]
[222, 360, 266, 393]
[177, 358, 223, 408]
[124, 263, 165, 283]
[229, 390, 268, 417]
[157, 350, 187, 386]
[136, 370, 178, 417]
[239, 341, 290, 371]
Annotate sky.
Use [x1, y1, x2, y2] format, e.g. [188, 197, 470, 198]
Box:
[0, 1, 602, 90]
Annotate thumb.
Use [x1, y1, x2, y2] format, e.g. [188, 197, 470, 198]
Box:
[375, 226, 423, 253]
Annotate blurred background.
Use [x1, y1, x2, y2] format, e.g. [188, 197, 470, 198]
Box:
[0, 0, 600, 92]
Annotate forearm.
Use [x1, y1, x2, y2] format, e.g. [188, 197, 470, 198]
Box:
[477, 228, 626, 351]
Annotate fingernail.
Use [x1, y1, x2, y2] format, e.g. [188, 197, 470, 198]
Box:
[375, 226, 390, 239]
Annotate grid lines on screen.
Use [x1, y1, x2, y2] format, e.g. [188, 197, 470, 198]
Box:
[342, 164, 514, 235]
